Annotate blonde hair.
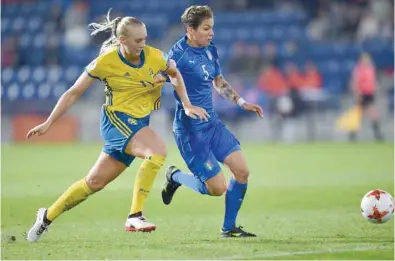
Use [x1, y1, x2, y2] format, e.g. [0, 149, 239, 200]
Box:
[88, 9, 143, 53]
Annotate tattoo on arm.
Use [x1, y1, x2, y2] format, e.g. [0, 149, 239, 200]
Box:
[215, 76, 240, 103]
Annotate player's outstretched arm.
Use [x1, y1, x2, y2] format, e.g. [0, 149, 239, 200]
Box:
[213, 75, 264, 118]
[26, 72, 95, 139]
[166, 59, 210, 121]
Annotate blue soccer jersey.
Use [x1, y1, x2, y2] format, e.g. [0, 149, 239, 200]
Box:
[169, 36, 222, 132]
[168, 36, 241, 181]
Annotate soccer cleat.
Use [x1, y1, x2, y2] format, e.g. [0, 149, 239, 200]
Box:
[161, 165, 181, 205]
[125, 216, 156, 232]
[27, 208, 51, 242]
[221, 226, 257, 238]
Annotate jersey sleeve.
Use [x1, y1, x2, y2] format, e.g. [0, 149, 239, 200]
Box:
[212, 46, 222, 77]
[85, 56, 105, 81]
[158, 50, 170, 72]
[169, 44, 189, 67]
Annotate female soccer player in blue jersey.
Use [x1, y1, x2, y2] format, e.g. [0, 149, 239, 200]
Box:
[26, 9, 208, 242]
[161, 5, 263, 237]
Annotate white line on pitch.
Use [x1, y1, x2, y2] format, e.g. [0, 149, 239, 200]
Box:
[219, 244, 394, 260]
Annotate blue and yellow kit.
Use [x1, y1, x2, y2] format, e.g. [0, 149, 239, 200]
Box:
[85, 45, 169, 166]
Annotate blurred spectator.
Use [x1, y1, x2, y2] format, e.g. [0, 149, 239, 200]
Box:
[262, 42, 278, 67]
[350, 52, 383, 141]
[44, 36, 61, 66]
[370, 0, 392, 23]
[227, 41, 249, 75]
[284, 62, 304, 90]
[284, 62, 306, 117]
[341, 3, 362, 41]
[283, 40, 299, 57]
[307, 10, 331, 41]
[244, 44, 264, 77]
[257, 64, 289, 99]
[274, 0, 303, 12]
[2, 36, 21, 68]
[64, 0, 90, 48]
[45, 2, 64, 35]
[356, 11, 379, 42]
[302, 62, 322, 90]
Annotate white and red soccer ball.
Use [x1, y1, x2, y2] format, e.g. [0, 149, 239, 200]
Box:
[361, 189, 394, 224]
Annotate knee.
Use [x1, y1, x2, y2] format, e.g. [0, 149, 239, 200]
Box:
[208, 183, 227, 196]
[85, 176, 107, 192]
[233, 167, 250, 183]
[150, 142, 167, 158]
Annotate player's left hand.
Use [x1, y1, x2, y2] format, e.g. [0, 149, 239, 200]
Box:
[242, 103, 264, 118]
[184, 105, 210, 121]
[26, 121, 52, 139]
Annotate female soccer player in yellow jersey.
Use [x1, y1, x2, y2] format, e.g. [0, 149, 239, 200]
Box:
[26, 10, 209, 242]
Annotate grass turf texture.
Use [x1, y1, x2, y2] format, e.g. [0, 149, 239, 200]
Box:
[2, 143, 394, 260]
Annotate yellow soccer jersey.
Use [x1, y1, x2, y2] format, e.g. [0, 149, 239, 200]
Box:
[85, 45, 169, 118]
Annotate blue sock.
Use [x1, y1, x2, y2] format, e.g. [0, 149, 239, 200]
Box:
[172, 171, 209, 195]
[222, 178, 247, 231]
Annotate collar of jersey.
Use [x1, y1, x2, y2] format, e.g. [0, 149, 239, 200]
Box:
[118, 48, 145, 68]
[181, 35, 207, 52]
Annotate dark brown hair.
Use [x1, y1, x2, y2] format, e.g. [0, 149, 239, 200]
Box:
[181, 5, 213, 30]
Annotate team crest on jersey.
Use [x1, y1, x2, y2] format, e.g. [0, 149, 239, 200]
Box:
[204, 161, 213, 170]
[127, 118, 137, 125]
[206, 50, 213, 61]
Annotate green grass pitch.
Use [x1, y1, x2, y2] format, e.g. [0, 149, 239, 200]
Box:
[1, 142, 394, 260]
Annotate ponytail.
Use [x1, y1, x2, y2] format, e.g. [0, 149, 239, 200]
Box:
[88, 8, 122, 54]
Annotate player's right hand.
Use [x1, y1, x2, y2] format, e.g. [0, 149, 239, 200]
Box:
[184, 105, 210, 121]
[26, 121, 51, 139]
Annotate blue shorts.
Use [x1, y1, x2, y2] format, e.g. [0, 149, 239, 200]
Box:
[173, 122, 241, 182]
[100, 106, 150, 166]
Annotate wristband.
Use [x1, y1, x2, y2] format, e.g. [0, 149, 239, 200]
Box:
[237, 97, 246, 107]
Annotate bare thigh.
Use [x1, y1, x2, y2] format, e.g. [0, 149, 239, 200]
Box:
[85, 152, 127, 192]
[205, 172, 228, 196]
[223, 150, 250, 184]
[124, 126, 167, 158]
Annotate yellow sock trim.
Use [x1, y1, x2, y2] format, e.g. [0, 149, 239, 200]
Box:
[129, 155, 165, 215]
[47, 178, 93, 221]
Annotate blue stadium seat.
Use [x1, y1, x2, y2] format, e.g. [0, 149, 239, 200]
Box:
[36, 82, 52, 100]
[19, 33, 33, 49]
[28, 17, 43, 33]
[21, 82, 36, 100]
[6, 83, 21, 101]
[2, 18, 10, 34]
[1, 0, 393, 107]
[32, 67, 47, 85]
[28, 48, 45, 66]
[1, 68, 16, 88]
[17, 67, 32, 85]
[234, 27, 252, 40]
[2, 3, 18, 17]
[47, 67, 62, 83]
[52, 82, 68, 99]
[12, 16, 26, 33]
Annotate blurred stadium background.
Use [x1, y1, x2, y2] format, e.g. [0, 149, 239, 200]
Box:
[1, 0, 394, 143]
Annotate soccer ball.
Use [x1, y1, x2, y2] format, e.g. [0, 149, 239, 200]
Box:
[361, 189, 394, 224]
